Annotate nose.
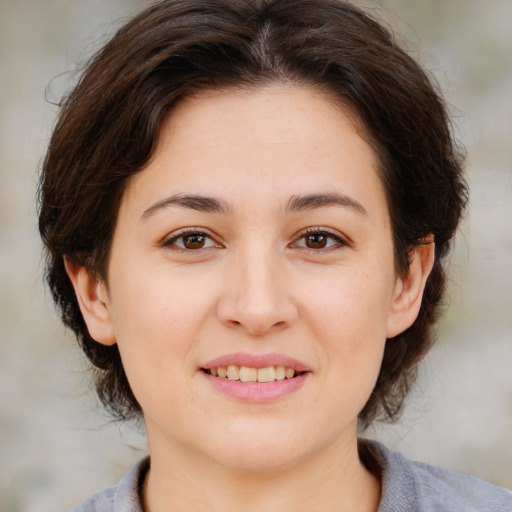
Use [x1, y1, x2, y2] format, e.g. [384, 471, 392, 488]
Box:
[217, 247, 298, 336]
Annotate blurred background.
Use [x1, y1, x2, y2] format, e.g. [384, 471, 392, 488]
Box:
[0, 0, 510, 510]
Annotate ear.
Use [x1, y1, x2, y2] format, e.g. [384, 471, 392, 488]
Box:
[64, 258, 116, 346]
[386, 236, 435, 338]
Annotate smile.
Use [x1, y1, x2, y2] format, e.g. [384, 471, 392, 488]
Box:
[204, 365, 301, 382]
[200, 354, 311, 401]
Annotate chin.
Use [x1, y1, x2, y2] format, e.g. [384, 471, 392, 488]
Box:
[214, 444, 305, 474]
[202, 419, 320, 473]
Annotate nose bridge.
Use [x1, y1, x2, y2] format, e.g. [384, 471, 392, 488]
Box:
[218, 238, 297, 335]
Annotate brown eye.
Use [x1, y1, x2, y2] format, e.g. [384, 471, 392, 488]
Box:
[164, 230, 220, 251]
[292, 229, 347, 251]
[305, 233, 328, 249]
[183, 234, 206, 249]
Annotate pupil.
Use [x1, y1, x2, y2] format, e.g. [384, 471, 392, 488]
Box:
[306, 234, 327, 249]
[184, 234, 205, 249]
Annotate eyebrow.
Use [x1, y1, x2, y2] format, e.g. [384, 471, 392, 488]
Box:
[141, 191, 367, 221]
[141, 194, 231, 220]
[286, 193, 367, 215]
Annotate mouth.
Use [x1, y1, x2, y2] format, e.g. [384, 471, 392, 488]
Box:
[199, 353, 311, 400]
[201, 365, 305, 383]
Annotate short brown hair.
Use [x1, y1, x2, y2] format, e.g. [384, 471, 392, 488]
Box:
[38, 0, 467, 427]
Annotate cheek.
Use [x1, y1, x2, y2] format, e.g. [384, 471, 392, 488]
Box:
[106, 266, 219, 391]
[110, 260, 212, 334]
[302, 265, 394, 340]
[300, 264, 393, 393]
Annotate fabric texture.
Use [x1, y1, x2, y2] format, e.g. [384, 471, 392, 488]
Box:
[71, 440, 512, 511]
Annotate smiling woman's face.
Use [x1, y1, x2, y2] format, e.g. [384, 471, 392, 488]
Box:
[70, 84, 430, 472]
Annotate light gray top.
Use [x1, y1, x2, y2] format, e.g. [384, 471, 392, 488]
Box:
[71, 440, 512, 511]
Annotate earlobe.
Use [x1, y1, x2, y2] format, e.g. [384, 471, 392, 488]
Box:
[386, 236, 435, 338]
[64, 258, 117, 346]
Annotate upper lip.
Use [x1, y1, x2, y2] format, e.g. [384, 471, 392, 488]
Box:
[201, 352, 311, 373]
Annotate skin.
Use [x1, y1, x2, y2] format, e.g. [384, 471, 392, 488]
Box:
[66, 84, 434, 512]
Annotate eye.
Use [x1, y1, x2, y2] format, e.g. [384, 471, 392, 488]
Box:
[292, 229, 348, 251]
[163, 229, 221, 251]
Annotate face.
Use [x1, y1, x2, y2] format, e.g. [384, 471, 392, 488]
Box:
[73, 85, 429, 472]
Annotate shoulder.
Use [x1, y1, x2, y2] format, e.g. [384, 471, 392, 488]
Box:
[70, 457, 149, 512]
[360, 439, 512, 512]
[70, 486, 116, 512]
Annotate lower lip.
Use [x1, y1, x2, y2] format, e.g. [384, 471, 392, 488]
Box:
[200, 371, 310, 402]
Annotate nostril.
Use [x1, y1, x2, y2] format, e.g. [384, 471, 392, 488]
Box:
[224, 318, 289, 336]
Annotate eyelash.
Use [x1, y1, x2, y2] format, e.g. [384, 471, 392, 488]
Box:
[162, 227, 349, 253]
[291, 228, 349, 252]
[162, 228, 221, 251]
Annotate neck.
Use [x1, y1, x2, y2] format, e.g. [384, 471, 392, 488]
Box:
[141, 431, 381, 512]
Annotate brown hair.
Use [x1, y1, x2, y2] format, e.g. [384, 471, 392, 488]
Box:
[38, 0, 467, 427]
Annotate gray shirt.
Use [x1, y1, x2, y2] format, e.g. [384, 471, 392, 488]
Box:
[71, 440, 512, 511]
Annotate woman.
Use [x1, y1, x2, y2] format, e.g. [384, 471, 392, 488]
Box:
[38, 0, 512, 510]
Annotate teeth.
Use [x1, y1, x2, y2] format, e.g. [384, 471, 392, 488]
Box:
[227, 365, 240, 380]
[275, 366, 286, 380]
[239, 366, 258, 382]
[257, 366, 275, 383]
[207, 365, 298, 382]
[285, 368, 295, 379]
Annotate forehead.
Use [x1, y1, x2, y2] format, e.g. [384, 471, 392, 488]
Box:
[121, 84, 387, 221]
[157, 84, 371, 161]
